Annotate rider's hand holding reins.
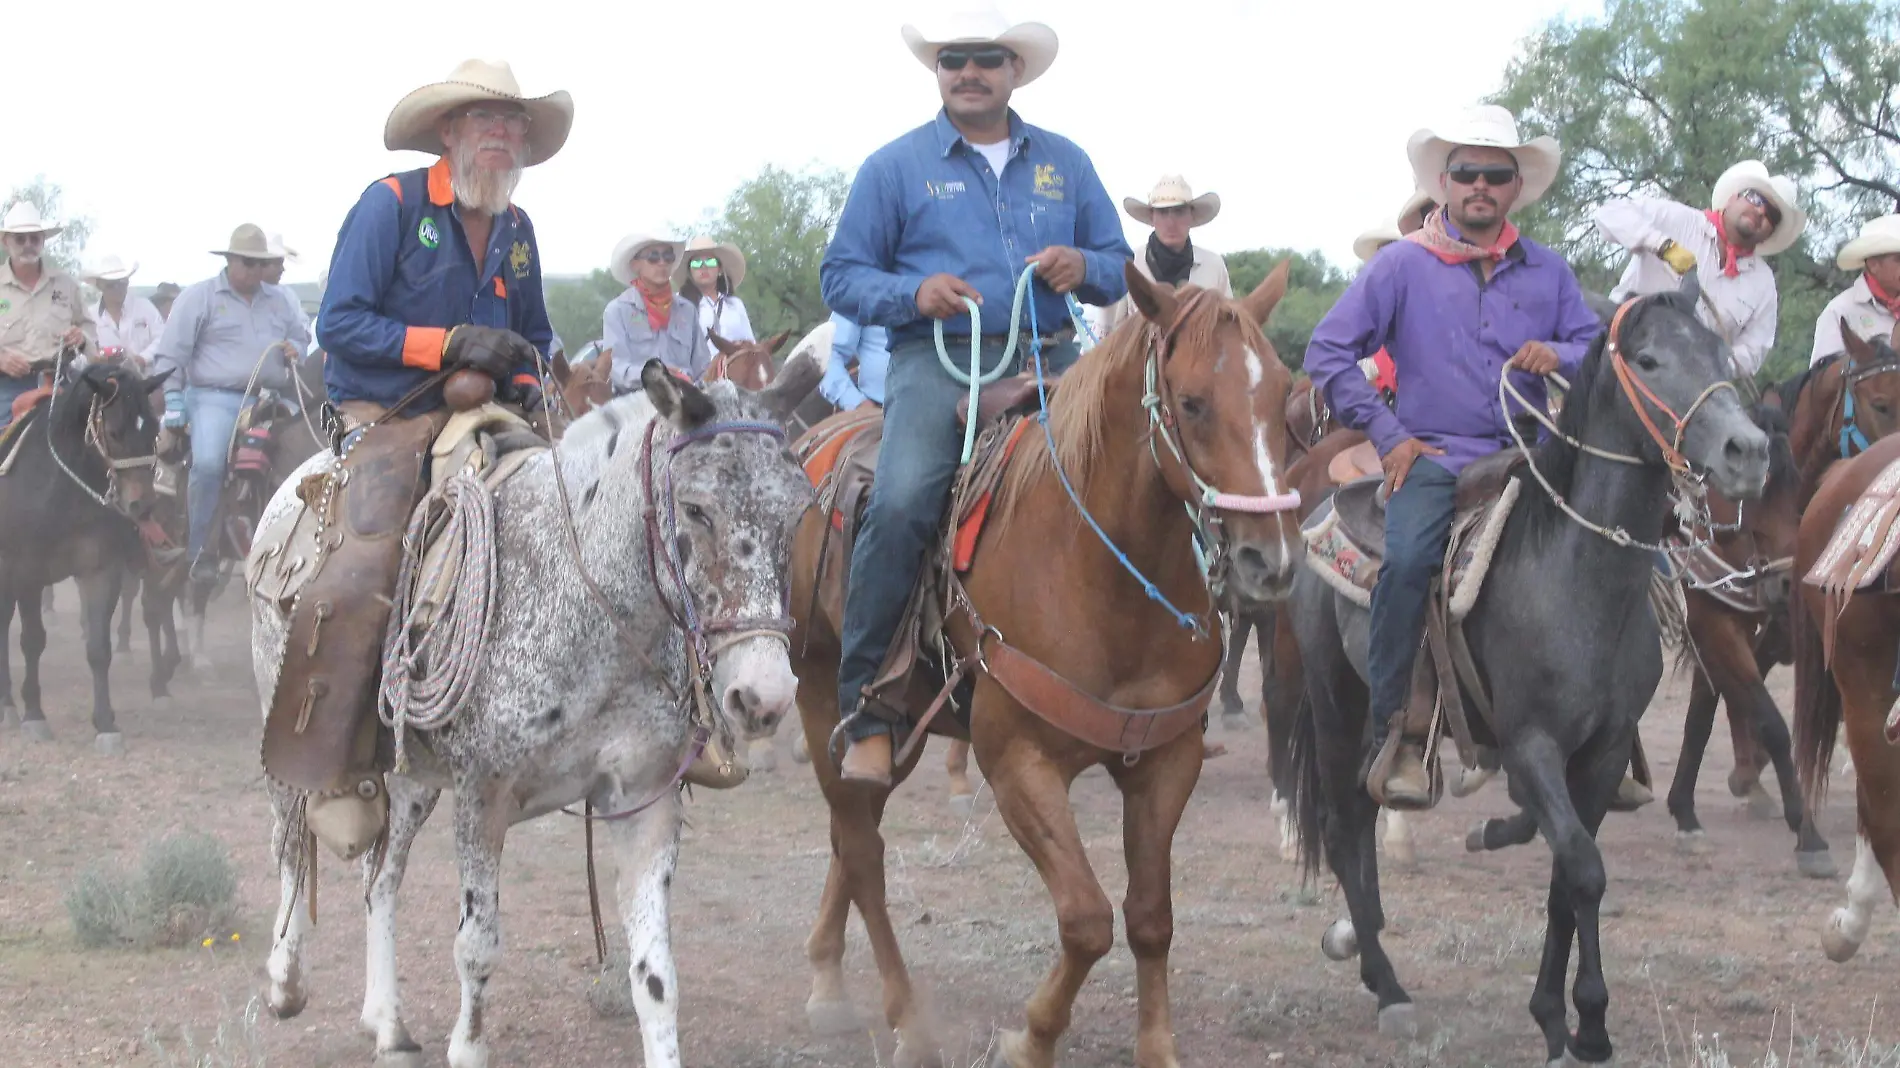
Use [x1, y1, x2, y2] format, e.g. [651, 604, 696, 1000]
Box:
[445, 325, 537, 382]
[1382, 437, 1446, 495]
[1508, 340, 1561, 377]
[1025, 247, 1085, 294]
[0, 348, 30, 378]
[916, 274, 983, 319]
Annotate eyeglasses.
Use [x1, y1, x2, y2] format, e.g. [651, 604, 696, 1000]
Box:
[1740, 189, 1782, 227]
[636, 248, 677, 265]
[937, 46, 1013, 70]
[689, 257, 720, 270]
[233, 256, 275, 269]
[1445, 164, 1520, 187]
[460, 107, 532, 135]
[4, 233, 44, 245]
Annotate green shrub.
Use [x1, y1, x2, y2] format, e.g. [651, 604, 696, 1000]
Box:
[64, 830, 239, 949]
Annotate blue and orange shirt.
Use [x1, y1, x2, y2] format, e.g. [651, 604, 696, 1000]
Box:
[317, 158, 551, 410]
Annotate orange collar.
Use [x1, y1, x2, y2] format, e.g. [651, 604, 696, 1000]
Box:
[427, 157, 454, 207]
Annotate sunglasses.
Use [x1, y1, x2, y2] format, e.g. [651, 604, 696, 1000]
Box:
[233, 256, 275, 269]
[4, 233, 44, 245]
[689, 257, 720, 270]
[1740, 189, 1782, 227]
[461, 107, 532, 135]
[937, 46, 1013, 70]
[636, 248, 677, 265]
[1445, 164, 1520, 187]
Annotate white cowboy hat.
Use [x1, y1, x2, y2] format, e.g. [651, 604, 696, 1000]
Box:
[1352, 226, 1400, 264]
[672, 235, 748, 290]
[265, 233, 299, 262]
[1711, 160, 1806, 257]
[901, 8, 1059, 87]
[1354, 190, 1440, 263]
[82, 254, 138, 283]
[1406, 105, 1561, 210]
[610, 233, 685, 287]
[384, 58, 574, 168]
[1837, 213, 1900, 271]
[209, 223, 279, 260]
[1123, 176, 1220, 227]
[0, 201, 63, 237]
[1396, 188, 1436, 233]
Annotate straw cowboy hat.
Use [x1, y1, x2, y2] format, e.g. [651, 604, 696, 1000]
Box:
[0, 202, 63, 238]
[672, 236, 748, 290]
[384, 59, 574, 167]
[82, 255, 138, 284]
[1711, 160, 1806, 257]
[902, 8, 1059, 87]
[1123, 176, 1221, 227]
[1407, 105, 1561, 210]
[1352, 189, 1439, 263]
[609, 233, 685, 287]
[210, 224, 279, 260]
[1837, 213, 1900, 271]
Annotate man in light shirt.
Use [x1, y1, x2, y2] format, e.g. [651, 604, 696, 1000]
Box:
[0, 202, 95, 423]
[819, 312, 890, 410]
[85, 255, 166, 369]
[1594, 160, 1806, 377]
[1813, 213, 1900, 366]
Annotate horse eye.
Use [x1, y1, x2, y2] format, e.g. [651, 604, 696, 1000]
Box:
[681, 502, 711, 528]
[1634, 354, 1661, 372]
[1179, 395, 1208, 419]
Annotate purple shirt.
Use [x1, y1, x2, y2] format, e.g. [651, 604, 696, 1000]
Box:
[1304, 232, 1603, 474]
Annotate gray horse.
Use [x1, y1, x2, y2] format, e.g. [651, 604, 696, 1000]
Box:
[1287, 281, 1769, 1066]
[255, 357, 817, 1068]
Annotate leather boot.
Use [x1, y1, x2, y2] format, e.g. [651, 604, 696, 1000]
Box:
[840, 732, 893, 788]
[1609, 773, 1654, 812]
[1366, 726, 1432, 811]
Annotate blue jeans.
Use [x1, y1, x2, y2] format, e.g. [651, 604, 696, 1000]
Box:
[838, 336, 1080, 739]
[0, 374, 35, 430]
[185, 387, 246, 563]
[1366, 458, 1458, 736]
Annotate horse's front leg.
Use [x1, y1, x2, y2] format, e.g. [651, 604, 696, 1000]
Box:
[0, 587, 18, 731]
[141, 576, 174, 702]
[362, 775, 440, 1062]
[265, 780, 313, 1019]
[76, 568, 123, 739]
[1216, 612, 1252, 723]
[18, 583, 46, 726]
[447, 779, 512, 1068]
[1111, 730, 1202, 1068]
[606, 786, 685, 1068]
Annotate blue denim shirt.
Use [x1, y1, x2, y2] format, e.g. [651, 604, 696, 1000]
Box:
[819, 313, 890, 408]
[821, 109, 1132, 345]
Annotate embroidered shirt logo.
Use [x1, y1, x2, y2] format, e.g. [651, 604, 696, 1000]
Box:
[418, 216, 441, 250]
[0, 299, 10, 315]
[925, 180, 967, 200]
[1033, 164, 1065, 201]
[509, 240, 532, 279]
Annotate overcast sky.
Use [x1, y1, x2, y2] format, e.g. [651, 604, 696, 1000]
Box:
[17, 0, 1598, 288]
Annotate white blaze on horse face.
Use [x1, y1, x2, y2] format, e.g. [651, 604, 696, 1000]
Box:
[1243, 348, 1285, 497]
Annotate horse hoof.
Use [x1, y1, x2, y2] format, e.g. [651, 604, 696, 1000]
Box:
[1384, 839, 1416, 870]
[989, 1030, 1032, 1068]
[1556, 1049, 1615, 1067]
[1598, 895, 1625, 919]
[93, 733, 125, 757]
[1744, 783, 1778, 821]
[893, 1037, 945, 1068]
[1321, 918, 1358, 961]
[1465, 821, 1489, 853]
[1674, 830, 1711, 855]
[949, 792, 976, 818]
[790, 735, 811, 764]
[1727, 766, 1759, 798]
[20, 720, 52, 742]
[1797, 849, 1839, 880]
[0, 704, 16, 729]
[1449, 766, 1494, 798]
[267, 984, 307, 1020]
[1221, 711, 1253, 732]
[1377, 1002, 1422, 1038]
[1823, 921, 1862, 963]
[151, 694, 173, 712]
[806, 997, 859, 1037]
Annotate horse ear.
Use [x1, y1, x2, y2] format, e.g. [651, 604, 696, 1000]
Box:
[598, 346, 615, 381]
[642, 360, 716, 429]
[708, 331, 739, 356]
[550, 352, 572, 387]
[754, 348, 822, 425]
[1238, 258, 1292, 326]
[1125, 260, 1177, 326]
[142, 369, 174, 394]
[1677, 266, 1702, 307]
[765, 330, 792, 356]
[1843, 317, 1872, 366]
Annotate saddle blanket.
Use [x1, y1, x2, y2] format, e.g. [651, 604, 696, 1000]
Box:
[1302, 477, 1521, 622]
[1805, 454, 1900, 597]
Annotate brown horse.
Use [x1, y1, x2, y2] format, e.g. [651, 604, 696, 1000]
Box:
[1792, 430, 1900, 962]
[707, 330, 790, 390]
[789, 263, 1301, 1068]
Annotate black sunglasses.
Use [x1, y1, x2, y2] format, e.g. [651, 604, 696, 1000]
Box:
[1445, 164, 1520, 187]
[937, 46, 1013, 70]
[1740, 189, 1783, 228]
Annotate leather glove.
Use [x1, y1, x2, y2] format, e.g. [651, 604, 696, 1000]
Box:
[1657, 239, 1697, 275]
[444, 326, 536, 382]
[162, 391, 188, 430]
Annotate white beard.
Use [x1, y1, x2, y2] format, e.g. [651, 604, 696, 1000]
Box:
[450, 139, 523, 217]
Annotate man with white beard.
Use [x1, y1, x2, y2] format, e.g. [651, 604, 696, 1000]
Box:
[0, 202, 95, 425]
[277, 60, 566, 855]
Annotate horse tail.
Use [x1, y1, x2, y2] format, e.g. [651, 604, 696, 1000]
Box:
[1286, 684, 1326, 883]
[1791, 592, 1843, 811]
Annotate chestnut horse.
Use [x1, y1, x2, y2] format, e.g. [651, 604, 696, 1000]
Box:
[549, 331, 790, 428]
[789, 263, 1301, 1068]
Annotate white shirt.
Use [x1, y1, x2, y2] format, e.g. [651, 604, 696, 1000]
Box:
[970, 139, 1012, 178]
[1811, 274, 1899, 366]
[1595, 197, 1779, 376]
[694, 293, 755, 358]
[95, 295, 167, 364]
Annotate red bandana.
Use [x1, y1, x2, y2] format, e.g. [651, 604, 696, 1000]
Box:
[634, 278, 673, 332]
[1704, 209, 1749, 279]
[1866, 271, 1900, 319]
[1403, 207, 1520, 265]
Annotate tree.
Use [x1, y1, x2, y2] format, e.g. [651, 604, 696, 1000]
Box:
[3, 176, 93, 272]
[542, 268, 623, 355]
[700, 165, 849, 341]
[1492, 0, 1900, 382]
[1226, 247, 1354, 372]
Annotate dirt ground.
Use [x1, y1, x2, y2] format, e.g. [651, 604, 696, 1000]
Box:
[0, 584, 1897, 1068]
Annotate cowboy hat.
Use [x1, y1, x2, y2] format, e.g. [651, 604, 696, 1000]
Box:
[902, 8, 1059, 87]
[1711, 160, 1806, 257]
[1406, 105, 1561, 210]
[1352, 226, 1400, 264]
[266, 233, 299, 262]
[1123, 176, 1220, 227]
[610, 233, 685, 287]
[210, 223, 279, 260]
[1354, 190, 1440, 263]
[0, 202, 63, 237]
[384, 59, 574, 168]
[82, 255, 138, 284]
[671, 236, 747, 290]
[1837, 213, 1900, 271]
[1396, 188, 1436, 234]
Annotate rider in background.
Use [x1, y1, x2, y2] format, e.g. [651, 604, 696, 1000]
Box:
[678, 236, 756, 362]
[1099, 175, 1229, 334]
[1813, 213, 1900, 367]
[0, 202, 95, 425]
[603, 233, 704, 388]
[819, 312, 890, 411]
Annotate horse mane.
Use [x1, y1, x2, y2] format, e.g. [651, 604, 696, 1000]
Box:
[1509, 328, 1610, 548]
[1753, 399, 1796, 499]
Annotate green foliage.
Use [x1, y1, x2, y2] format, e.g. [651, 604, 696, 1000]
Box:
[543, 268, 623, 355]
[64, 864, 136, 949]
[3, 176, 93, 272]
[1226, 247, 1354, 372]
[1491, 0, 1900, 382]
[700, 164, 850, 341]
[64, 830, 240, 949]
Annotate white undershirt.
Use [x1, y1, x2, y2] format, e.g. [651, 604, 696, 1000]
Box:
[970, 138, 1012, 177]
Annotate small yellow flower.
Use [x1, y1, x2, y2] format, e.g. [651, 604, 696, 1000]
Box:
[201, 938, 214, 948]
[230, 933, 240, 942]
